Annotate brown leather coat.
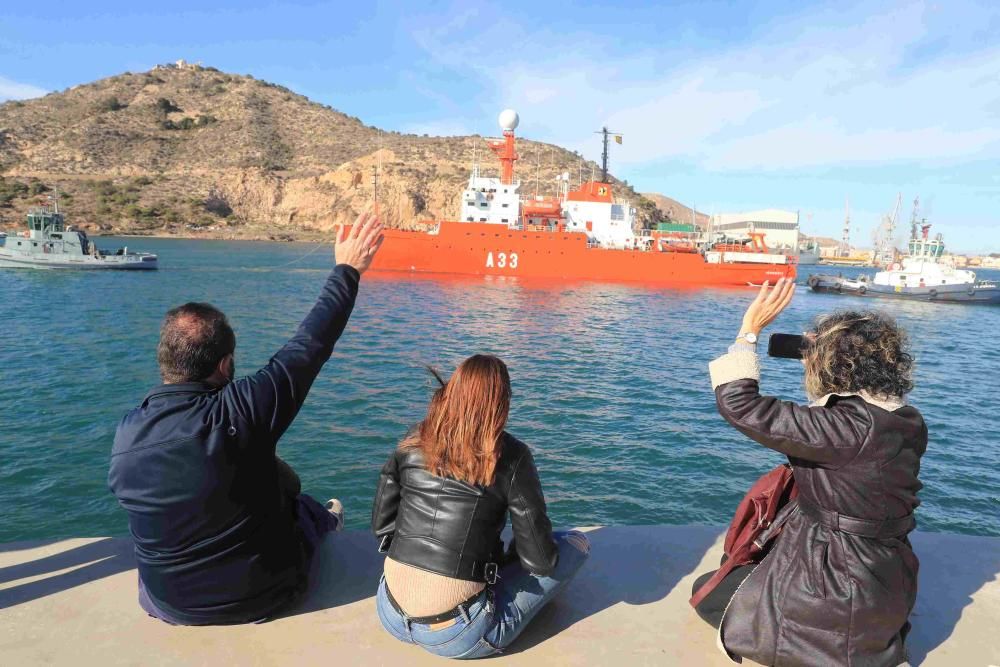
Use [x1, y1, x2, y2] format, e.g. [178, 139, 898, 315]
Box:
[709, 350, 927, 667]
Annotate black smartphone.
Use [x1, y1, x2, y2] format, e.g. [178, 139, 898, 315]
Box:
[768, 333, 807, 360]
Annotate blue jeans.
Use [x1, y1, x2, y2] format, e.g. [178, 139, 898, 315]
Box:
[376, 530, 590, 659]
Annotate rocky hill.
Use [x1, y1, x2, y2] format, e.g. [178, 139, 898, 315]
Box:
[0, 63, 664, 239]
[640, 193, 710, 228]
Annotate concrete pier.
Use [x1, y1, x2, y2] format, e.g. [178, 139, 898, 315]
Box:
[1, 526, 997, 665]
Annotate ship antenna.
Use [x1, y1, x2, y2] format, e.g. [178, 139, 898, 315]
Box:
[841, 197, 851, 257]
[593, 126, 621, 182]
[549, 145, 555, 197]
[372, 130, 382, 204]
[535, 144, 541, 197]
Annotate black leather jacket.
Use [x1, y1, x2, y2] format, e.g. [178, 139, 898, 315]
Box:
[371, 432, 558, 582]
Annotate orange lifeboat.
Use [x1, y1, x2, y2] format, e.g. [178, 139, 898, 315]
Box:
[657, 237, 698, 253]
[521, 198, 562, 218]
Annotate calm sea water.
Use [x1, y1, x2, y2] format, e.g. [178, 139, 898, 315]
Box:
[1, 237, 998, 542]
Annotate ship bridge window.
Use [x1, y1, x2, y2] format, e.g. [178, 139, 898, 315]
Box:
[467, 217, 474, 222]
[480, 202, 488, 208]
[502, 219, 509, 223]
[502, 203, 509, 207]
[611, 204, 625, 221]
[480, 218, 487, 222]
[50, 233, 62, 239]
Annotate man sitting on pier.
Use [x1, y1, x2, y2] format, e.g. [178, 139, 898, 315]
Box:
[108, 210, 384, 625]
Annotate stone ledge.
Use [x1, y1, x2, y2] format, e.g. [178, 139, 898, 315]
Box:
[1, 526, 997, 666]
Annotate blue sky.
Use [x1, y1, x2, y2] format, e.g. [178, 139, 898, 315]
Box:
[2, 0, 999, 252]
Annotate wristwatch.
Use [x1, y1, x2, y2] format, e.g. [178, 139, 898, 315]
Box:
[737, 332, 759, 344]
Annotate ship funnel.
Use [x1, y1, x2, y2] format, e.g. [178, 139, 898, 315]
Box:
[498, 109, 519, 132]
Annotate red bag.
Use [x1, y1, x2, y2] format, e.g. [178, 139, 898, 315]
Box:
[690, 464, 798, 608]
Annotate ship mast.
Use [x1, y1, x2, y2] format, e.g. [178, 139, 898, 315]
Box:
[487, 109, 520, 185]
[371, 130, 382, 204]
[840, 197, 851, 257]
[883, 192, 901, 264]
[594, 127, 621, 182]
[909, 196, 920, 241]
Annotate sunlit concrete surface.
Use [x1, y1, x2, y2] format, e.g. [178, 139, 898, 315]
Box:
[1, 526, 997, 666]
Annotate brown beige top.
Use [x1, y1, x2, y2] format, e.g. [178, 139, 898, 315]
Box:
[383, 556, 486, 616]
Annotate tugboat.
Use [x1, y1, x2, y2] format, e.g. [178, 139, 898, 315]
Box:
[808, 214, 999, 304]
[0, 198, 158, 270]
[369, 110, 796, 286]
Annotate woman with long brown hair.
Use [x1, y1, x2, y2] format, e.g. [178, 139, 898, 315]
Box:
[371, 354, 590, 659]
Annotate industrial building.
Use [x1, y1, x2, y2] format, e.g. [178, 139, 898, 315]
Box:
[709, 209, 800, 252]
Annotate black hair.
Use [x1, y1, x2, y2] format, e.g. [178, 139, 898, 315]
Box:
[157, 302, 236, 383]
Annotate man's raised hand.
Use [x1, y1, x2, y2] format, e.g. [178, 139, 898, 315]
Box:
[335, 207, 385, 275]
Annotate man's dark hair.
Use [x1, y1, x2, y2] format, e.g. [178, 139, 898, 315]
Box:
[157, 302, 236, 383]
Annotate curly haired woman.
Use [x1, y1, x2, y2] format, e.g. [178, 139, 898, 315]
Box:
[693, 278, 927, 667]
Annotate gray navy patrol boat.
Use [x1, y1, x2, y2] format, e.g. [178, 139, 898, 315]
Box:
[0, 202, 157, 270]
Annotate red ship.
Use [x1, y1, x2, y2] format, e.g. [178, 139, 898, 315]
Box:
[371, 110, 796, 286]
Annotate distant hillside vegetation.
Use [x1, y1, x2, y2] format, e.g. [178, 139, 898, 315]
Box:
[641, 193, 710, 228]
[0, 63, 661, 238]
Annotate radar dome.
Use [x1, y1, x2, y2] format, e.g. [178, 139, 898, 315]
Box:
[498, 109, 519, 131]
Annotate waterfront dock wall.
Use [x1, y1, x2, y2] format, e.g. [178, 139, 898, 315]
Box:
[1, 526, 997, 665]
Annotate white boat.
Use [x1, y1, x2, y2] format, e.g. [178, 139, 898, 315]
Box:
[808, 221, 999, 304]
[0, 204, 157, 270]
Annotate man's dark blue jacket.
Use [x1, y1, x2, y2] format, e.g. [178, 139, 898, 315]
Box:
[109, 265, 359, 625]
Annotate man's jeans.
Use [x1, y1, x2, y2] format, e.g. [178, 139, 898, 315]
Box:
[376, 530, 590, 659]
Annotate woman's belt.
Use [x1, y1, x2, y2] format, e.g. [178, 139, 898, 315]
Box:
[384, 582, 486, 625]
[798, 498, 915, 539]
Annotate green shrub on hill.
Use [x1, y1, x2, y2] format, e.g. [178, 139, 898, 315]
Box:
[155, 97, 182, 114]
[98, 97, 126, 112]
[27, 179, 50, 196]
[161, 114, 217, 130]
[0, 177, 29, 207]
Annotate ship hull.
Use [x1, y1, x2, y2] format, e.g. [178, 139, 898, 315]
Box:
[370, 223, 795, 286]
[0, 250, 158, 270]
[808, 274, 1000, 304]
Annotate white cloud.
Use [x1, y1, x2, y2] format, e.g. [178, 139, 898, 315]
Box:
[408, 2, 1000, 172]
[0, 75, 47, 102]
